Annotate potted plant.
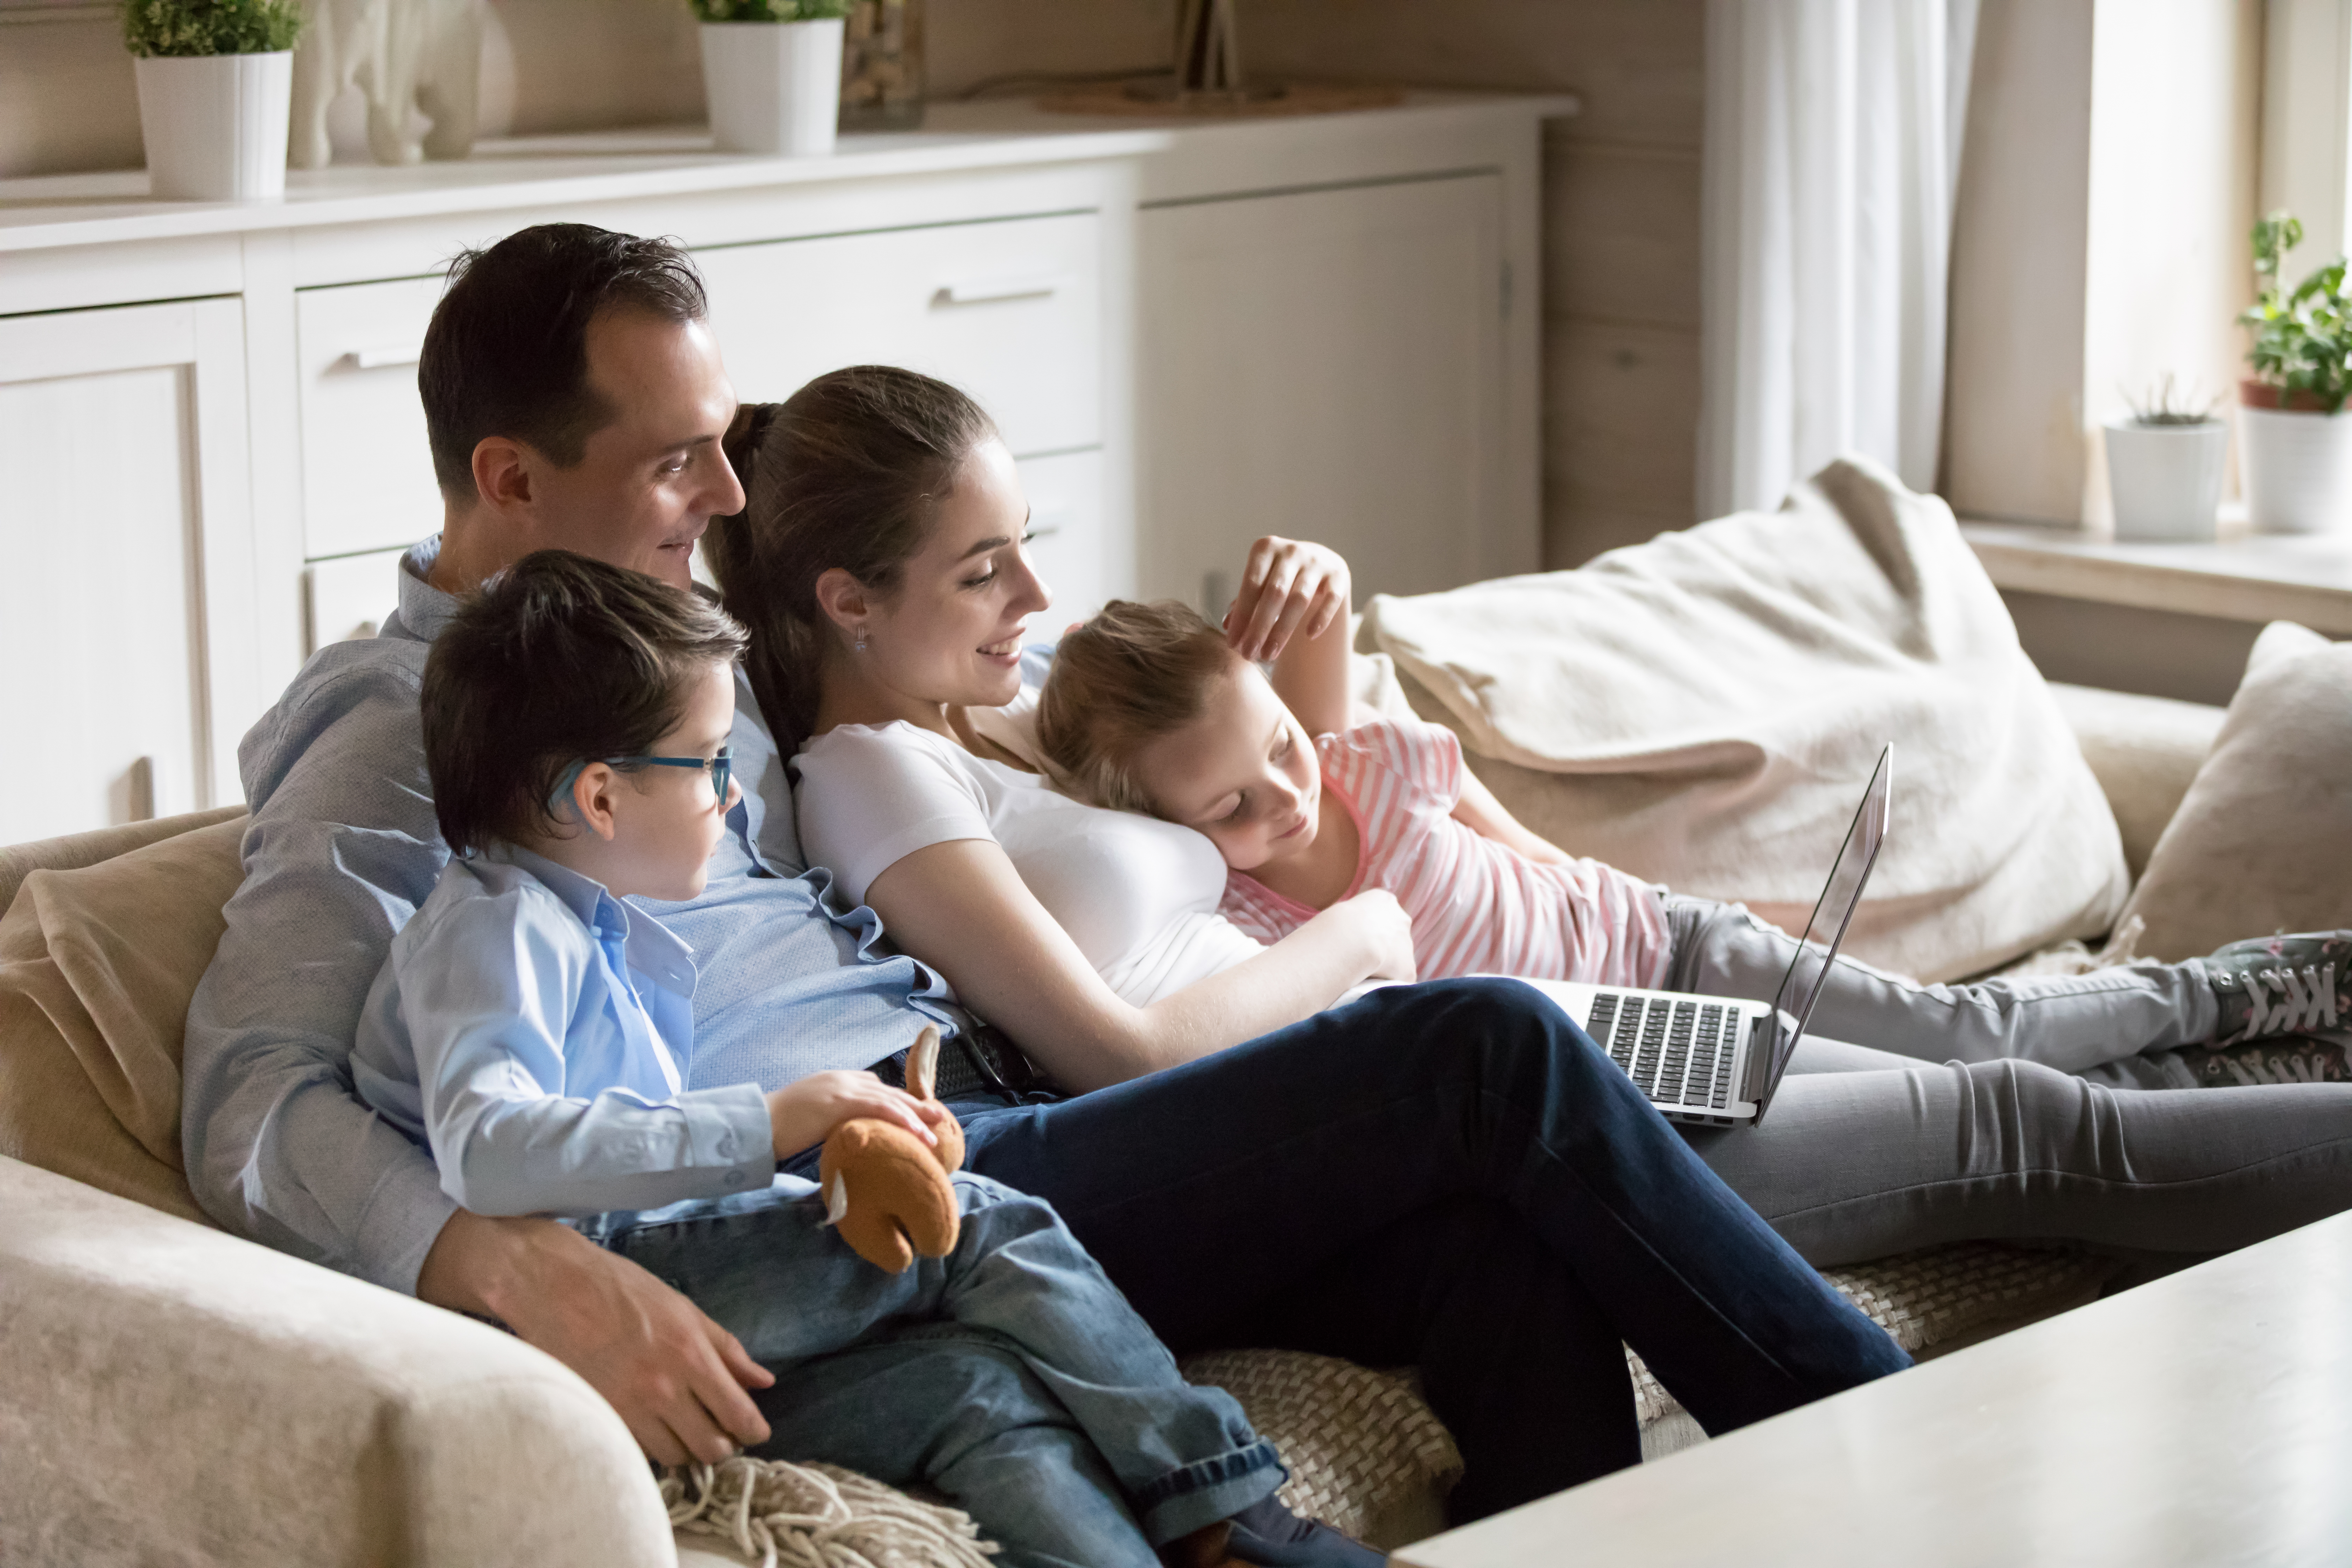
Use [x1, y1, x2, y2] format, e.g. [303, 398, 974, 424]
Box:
[124, 0, 304, 202]
[2104, 376, 2227, 542]
[692, 0, 851, 158]
[2238, 210, 2352, 535]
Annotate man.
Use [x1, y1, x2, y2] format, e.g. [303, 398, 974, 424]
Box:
[183, 223, 1903, 1528]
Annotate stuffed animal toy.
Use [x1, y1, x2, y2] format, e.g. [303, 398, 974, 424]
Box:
[819, 1025, 967, 1272]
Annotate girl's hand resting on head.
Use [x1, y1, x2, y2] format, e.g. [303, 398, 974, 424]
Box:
[1313, 887, 1418, 986]
[765, 1071, 951, 1163]
[1224, 536, 1352, 664]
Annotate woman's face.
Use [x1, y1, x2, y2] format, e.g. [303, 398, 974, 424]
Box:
[860, 438, 1052, 709]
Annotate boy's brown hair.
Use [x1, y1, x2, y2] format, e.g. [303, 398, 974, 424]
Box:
[1037, 599, 1246, 815]
[424, 549, 748, 854]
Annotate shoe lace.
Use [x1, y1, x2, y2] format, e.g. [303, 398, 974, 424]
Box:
[2230, 961, 2342, 1042]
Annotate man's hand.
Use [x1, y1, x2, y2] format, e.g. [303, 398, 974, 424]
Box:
[418, 1208, 775, 1466]
[766, 1069, 950, 1164]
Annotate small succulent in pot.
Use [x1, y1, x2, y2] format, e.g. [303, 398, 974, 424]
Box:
[124, 0, 306, 202]
[2121, 373, 2222, 428]
[2105, 374, 2228, 542]
[692, 0, 852, 156]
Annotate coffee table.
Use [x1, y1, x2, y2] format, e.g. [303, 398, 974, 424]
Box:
[1392, 1211, 2352, 1566]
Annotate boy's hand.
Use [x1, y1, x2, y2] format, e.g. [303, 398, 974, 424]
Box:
[1224, 536, 1351, 663]
[766, 1070, 948, 1163]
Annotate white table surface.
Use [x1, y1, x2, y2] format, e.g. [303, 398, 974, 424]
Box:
[1393, 1211, 2352, 1567]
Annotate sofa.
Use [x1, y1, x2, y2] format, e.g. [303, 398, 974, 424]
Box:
[0, 664, 2252, 1568]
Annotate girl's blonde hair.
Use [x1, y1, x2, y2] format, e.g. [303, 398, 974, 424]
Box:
[1037, 599, 1246, 814]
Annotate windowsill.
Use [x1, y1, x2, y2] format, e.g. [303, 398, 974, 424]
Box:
[1959, 518, 2352, 635]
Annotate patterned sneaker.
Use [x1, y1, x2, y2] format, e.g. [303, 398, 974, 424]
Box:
[2176, 1037, 2352, 1088]
[2203, 932, 2351, 1044]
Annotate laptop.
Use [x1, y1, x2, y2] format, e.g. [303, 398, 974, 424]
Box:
[1518, 744, 1893, 1128]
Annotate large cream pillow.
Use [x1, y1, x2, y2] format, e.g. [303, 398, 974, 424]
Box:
[0, 816, 248, 1224]
[1363, 458, 2129, 982]
[2115, 622, 2352, 960]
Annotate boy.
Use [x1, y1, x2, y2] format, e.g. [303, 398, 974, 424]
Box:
[349, 549, 1322, 1568]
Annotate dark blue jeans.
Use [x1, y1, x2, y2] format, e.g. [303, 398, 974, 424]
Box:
[951, 978, 1911, 1523]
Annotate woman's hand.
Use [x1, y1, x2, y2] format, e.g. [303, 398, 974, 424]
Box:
[1314, 887, 1418, 985]
[1224, 536, 1352, 664]
[765, 1071, 950, 1163]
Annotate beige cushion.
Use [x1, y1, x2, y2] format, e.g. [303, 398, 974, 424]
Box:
[2046, 683, 2226, 882]
[0, 814, 248, 1225]
[0, 804, 244, 916]
[2114, 622, 2352, 960]
[1361, 459, 2129, 983]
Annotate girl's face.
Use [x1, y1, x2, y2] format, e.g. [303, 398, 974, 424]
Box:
[858, 438, 1052, 709]
[1132, 662, 1322, 872]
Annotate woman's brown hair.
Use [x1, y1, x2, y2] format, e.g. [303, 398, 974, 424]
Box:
[703, 366, 998, 756]
[1037, 598, 1244, 815]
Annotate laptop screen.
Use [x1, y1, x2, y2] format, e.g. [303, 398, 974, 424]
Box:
[1762, 744, 1893, 1093]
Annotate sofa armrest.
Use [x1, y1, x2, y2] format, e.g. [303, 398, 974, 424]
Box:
[0, 1155, 676, 1568]
[2047, 682, 2227, 882]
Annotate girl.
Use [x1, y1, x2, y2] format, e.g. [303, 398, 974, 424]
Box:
[1035, 536, 2347, 1081]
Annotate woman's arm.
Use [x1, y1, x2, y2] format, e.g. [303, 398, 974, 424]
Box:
[1226, 536, 1354, 738]
[864, 838, 1414, 1093]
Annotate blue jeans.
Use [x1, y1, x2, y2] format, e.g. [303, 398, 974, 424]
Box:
[579, 1174, 1282, 1568]
[945, 978, 1913, 1524]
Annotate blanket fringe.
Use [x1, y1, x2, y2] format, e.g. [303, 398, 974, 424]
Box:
[662, 1456, 999, 1568]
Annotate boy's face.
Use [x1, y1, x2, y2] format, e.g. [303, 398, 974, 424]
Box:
[603, 660, 741, 901]
[1133, 663, 1323, 873]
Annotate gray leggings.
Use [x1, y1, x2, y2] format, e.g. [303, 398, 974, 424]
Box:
[1655, 896, 2352, 1267]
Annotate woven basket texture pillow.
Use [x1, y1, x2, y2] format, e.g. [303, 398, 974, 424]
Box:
[2115, 621, 2352, 960]
[0, 814, 249, 1224]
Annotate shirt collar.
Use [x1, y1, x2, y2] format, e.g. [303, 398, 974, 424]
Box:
[484, 842, 699, 997]
[383, 535, 459, 646]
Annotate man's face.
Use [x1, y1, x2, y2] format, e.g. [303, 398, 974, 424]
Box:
[524, 307, 745, 590]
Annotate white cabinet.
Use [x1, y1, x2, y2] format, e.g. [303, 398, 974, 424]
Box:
[0, 299, 257, 840]
[1138, 174, 1508, 613]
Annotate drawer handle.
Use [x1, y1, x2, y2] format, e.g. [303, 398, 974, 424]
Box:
[934, 274, 1067, 307]
[341, 343, 425, 371]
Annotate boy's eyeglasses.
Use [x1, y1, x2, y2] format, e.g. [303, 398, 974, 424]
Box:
[614, 746, 733, 805]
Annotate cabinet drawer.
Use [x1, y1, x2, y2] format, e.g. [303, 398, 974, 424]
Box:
[1015, 449, 1110, 624]
[297, 276, 444, 560]
[697, 212, 1101, 457]
[307, 547, 408, 652]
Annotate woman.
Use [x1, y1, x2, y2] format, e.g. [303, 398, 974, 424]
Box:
[703, 367, 1913, 1526]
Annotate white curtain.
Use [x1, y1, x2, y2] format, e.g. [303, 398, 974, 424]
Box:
[1697, 0, 1979, 517]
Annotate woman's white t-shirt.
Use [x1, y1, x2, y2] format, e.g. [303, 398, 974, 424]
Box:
[794, 720, 1267, 1007]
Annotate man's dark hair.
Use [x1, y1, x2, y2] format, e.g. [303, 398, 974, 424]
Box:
[419, 223, 708, 497]
[424, 550, 747, 854]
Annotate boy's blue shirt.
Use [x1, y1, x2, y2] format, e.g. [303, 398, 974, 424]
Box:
[351, 844, 776, 1219]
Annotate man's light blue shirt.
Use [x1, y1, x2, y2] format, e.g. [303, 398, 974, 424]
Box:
[181, 538, 955, 1294]
[350, 844, 775, 1219]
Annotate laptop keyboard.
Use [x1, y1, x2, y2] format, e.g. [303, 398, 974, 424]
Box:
[1585, 992, 1738, 1112]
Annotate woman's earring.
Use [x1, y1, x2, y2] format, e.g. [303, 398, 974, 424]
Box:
[854, 628, 869, 653]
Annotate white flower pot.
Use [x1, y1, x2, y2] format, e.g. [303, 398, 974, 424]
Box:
[134, 51, 294, 202]
[2102, 418, 2226, 542]
[2239, 401, 2352, 536]
[700, 19, 845, 157]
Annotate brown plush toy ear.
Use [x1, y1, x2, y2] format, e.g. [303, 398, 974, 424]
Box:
[817, 1026, 965, 1273]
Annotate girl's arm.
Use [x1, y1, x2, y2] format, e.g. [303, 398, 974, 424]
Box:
[863, 838, 1415, 1093]
[1449, 766, 1577, 866]
[1226, 536, 1354, 739]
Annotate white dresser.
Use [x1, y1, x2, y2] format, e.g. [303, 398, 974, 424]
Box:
[0, 93, 1569, 841]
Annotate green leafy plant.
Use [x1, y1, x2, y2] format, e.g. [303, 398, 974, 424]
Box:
[689, 0, 851, 21]
[123, 0, 304, 57]
[2241, 209, 2352, 413]
[2122, 373, 2220, 427]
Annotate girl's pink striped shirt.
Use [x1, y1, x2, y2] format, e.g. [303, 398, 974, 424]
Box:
[1218, 715, 1673, 989]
